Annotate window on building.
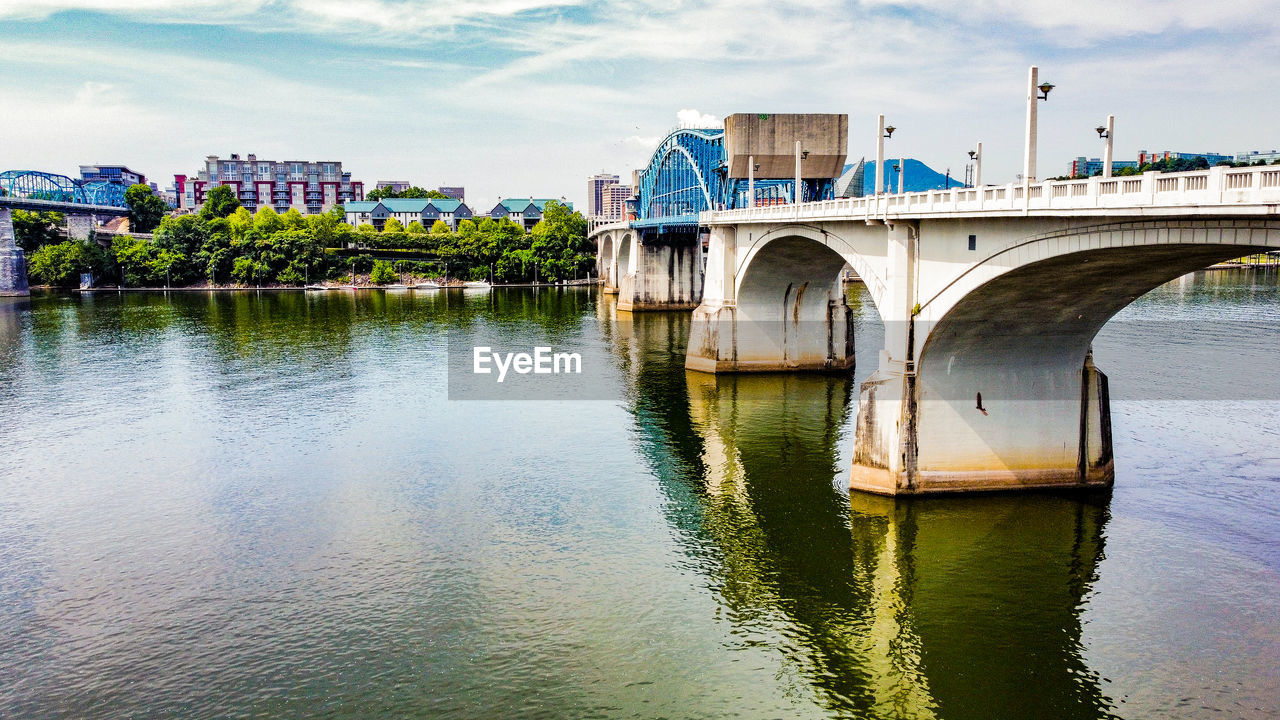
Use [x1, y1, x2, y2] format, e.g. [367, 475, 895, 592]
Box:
[968, 234, 977, 251]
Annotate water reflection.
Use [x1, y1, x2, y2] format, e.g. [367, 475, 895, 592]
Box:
[616, 302, 1119, 719]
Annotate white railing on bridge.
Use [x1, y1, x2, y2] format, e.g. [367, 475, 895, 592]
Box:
[701, 165, 1280, 224]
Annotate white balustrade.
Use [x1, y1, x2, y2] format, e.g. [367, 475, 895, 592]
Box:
[696, 165, 1280, 226]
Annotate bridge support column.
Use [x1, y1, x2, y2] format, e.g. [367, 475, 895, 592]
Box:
[66, 214, 95, 241]
[616, 234, 702, 311]
[852, 354, 1113, 495]
[0, 208, 30, 297]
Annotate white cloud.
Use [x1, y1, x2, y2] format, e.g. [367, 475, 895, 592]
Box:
[861, 0, 1280, 35]
[676, 109, 718, 128]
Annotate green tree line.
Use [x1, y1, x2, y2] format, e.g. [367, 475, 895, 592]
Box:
[23, 185, 596, 287]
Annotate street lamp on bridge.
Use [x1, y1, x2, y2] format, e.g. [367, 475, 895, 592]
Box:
[1096, 115, 1115, 178]
[1023, 65, 1054, 200]
[875, 115, 896, 201]
[968, 141, 983, 187]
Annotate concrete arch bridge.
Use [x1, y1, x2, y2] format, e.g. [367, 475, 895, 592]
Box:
[603, 164, 1280, 495]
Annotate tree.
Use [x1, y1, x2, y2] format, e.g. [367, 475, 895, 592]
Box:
[369, 259, 398, 284]
[11, 210, 65, 252]
[112, 234, 163, 286]
[124, 183, 167, 233]
[253, 206, 284, 235]
[153, 214, 209, 285]
[281, 208, 307, 230]
[366, 186, 450, 201]
[382, 217, 404, 233]
[430, 219, 451, 235]
[406, 220, 426, 234]
[201, 185, 241, 219]
[227, 207, 254, 244]
[28, 241, 107, 287]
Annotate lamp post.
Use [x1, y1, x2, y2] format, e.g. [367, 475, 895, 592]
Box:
[1096, 115, 1115, 178]
[968, 141, 983, 187]
[794, 141, 803, 204]
[1023, 65, 1054, 205]
[875, 115, 895, 200]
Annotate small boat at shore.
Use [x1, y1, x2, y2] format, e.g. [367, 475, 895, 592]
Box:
[304, 285, 329, 291]
[463, 280, 492, 289]
[383, 284, 409, 290]
[413, 281, 441, 289]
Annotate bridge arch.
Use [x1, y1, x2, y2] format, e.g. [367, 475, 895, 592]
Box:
[734, 224, 887, 311]
[616, 232, 633, 279]
[598, 233, 615, 289]
[902, 219, 1280, 490]
[637, 128, 724, 221]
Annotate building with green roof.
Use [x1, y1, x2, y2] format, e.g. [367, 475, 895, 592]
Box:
[344, 198, 474, 230]
[487, 198, 574, 231]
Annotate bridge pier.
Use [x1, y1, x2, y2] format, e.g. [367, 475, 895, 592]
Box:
[686, 225, 854, 371]
[615, 232, 703, 312]
[66, 214, 96, 241]
[0, 208, 30, 297]
[852, 352, 1114, 495]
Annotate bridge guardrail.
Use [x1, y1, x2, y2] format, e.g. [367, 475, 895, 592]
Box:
[701, 165, 1280, 224]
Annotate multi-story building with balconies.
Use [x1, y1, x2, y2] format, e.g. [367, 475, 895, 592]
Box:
[175, 154, 364, 215]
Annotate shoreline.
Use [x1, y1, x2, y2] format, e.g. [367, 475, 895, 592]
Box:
[54, 280, 605, 292]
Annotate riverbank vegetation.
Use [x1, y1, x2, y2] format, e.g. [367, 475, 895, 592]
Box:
[23, 186, 596, 288]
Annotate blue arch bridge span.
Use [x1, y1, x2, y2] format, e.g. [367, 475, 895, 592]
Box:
[598, 114, 848, 311]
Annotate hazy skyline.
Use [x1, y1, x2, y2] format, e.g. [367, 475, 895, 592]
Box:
[2, 0, 1278, 209]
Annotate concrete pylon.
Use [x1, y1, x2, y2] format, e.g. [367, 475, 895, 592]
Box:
[616, 231, 703, 312]
[0, 208, 31, 297]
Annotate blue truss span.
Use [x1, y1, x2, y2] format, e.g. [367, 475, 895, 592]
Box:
[635, 126, 838, 229]
[637, 128, 725, 224]
[0, 170, 128, 208]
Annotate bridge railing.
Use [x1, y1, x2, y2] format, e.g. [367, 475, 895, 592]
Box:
[701, 165, 1280, 224]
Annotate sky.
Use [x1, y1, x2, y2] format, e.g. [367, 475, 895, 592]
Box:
[2, 0, 1279, 210]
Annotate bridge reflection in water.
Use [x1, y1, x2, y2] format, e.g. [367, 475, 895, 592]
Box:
[605, 297, 1118, 720]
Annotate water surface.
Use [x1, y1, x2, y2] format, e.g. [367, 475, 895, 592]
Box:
[1, 273, 1277, 719]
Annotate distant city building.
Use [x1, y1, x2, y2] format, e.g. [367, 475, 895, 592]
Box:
[586, 173, 620, 217]
[176, 154, 363, 214]
[437, 186, 465, 201]
[600, 183, 631, 221]
[1236, 149, 1280, 164]
[342, 198, 473, 231]
[1068, 157, 1139, 177]
[80, 164, 146, 186]
[1137, 150, 1233, 166]
[488, 198, 574, 231]
[375, 180, 412, 194]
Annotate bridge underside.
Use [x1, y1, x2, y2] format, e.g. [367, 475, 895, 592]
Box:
[853, 242, 1273, 495]
[687, 235, 853, 371]
[598, 227, 703, 312]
